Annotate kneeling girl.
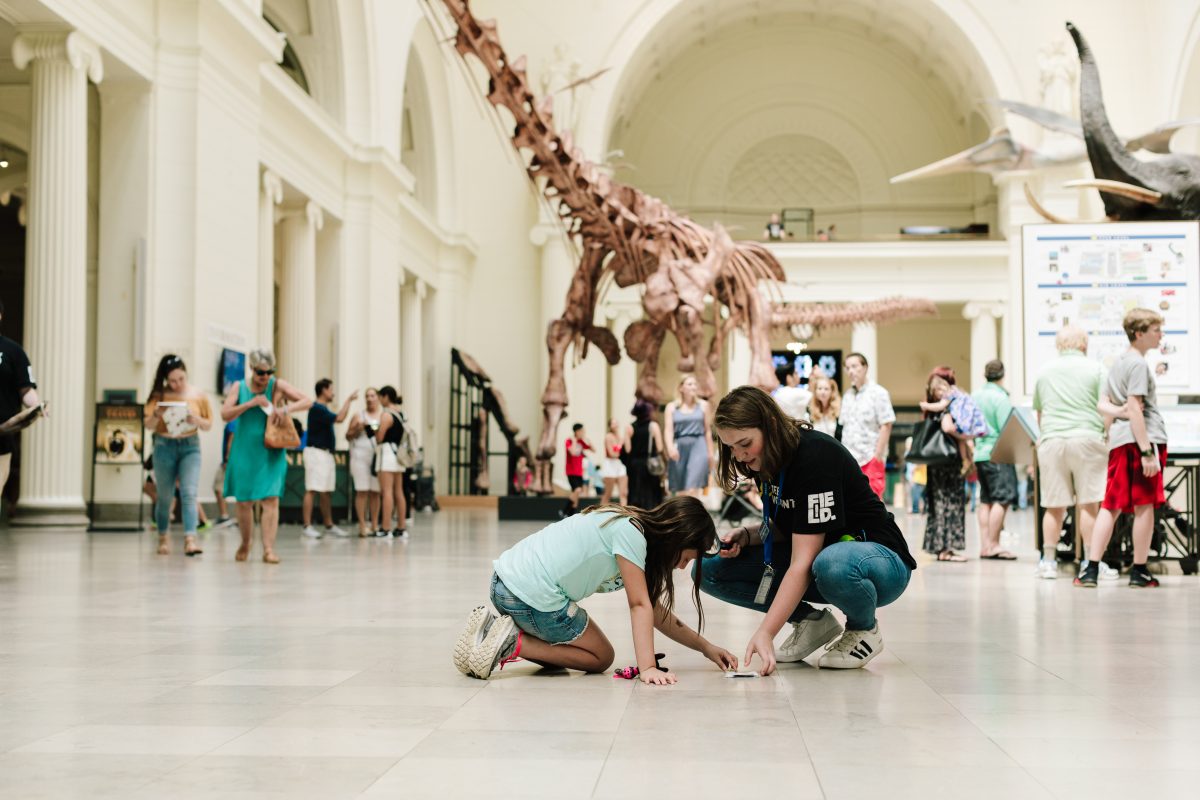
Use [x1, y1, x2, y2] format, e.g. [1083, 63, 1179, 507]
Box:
[454, 496, 737, 684]
[705, 386, 916, 674]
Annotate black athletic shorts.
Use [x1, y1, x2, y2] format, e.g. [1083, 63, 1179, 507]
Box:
[977, 461, 1018, 506]
[567, 474, 585, 490]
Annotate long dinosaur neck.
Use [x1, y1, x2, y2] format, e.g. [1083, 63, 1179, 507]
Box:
[440, 0, 636, 250]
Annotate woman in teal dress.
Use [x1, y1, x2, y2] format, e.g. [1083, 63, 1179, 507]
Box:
[222, 348, 312, 563]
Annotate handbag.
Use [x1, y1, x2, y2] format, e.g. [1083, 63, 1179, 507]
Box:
[263, 395, 300, 450]
[906, 413, 958, 466]
[645, 427, 666, 477]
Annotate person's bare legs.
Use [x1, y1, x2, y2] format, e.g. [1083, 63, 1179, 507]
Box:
[1043, 506, 1066, 561]
[1087, 506, 1119, 562]
[369, 491, 381, 529]
[235, 501, 254, 561]
[379, 472, 397, 531]
[260, 497, 280, 563]
[354, 490, 368, 534]
[515, 621, 616, 673]
[1130, 504, 1155, 564]
[601, 477, 616, 504]
[1076, 501, 1099, 559]
[302, 490, 315, 528]
[976, 502, 990, 553]
[319, 492, 333, 527]
[215, 492, 229, 519]
[394, 473, 407, 532]
[981, 503, 1009, 556]
[618, 475, 628, 506]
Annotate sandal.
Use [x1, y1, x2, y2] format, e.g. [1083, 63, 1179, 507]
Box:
[981, 551, 1017, 560]
[235, 543, 250, 562]
[937, 550, 968, 562]
[157, 535, 170, 555]
[262, 551, 280, 564]
[184, 535, 203, 557]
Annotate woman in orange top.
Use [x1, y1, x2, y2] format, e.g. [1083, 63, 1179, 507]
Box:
[143, 354, 213, 556]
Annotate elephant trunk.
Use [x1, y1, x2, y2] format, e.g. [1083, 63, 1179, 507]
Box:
[1067, 22, 1155, 217]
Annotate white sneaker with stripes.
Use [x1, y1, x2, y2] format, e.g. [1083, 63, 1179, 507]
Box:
[818, 624, 883, 669]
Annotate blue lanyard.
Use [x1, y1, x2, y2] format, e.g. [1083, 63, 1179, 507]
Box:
[759, 466, 787, 567]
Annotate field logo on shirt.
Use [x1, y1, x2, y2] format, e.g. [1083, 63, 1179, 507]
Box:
[807, 491, 836, 524]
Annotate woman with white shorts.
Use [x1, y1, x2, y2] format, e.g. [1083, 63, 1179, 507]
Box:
[599, 417, 630, 505]
[346, 387, 382, 536]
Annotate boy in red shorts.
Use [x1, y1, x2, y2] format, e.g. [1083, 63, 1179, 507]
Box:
[1076, 309, 1167, 588]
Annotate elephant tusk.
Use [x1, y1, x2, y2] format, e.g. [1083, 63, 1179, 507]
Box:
[1062, 179, 1163, 205]
[1022, 182, 1107, 224]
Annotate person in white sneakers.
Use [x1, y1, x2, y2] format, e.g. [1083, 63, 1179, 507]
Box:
[301, 378, 355, 539]
[702, 386, 916, 673]
[1032, 327, 1109, 580]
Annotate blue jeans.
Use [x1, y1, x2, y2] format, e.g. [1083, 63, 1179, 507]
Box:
[697, 540, 911, 631]
[153, 436, 202, 535]
[490, 573, 589, 644]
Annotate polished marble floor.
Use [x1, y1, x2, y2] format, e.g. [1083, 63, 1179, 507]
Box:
[1, 505, 1198, 799]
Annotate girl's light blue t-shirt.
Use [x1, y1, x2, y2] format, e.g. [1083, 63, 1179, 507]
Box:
[493, 511, 648, 612]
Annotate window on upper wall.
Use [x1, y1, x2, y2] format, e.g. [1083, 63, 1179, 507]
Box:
[263, 14, 311, 96]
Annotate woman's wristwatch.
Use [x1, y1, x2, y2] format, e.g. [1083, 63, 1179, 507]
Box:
[1139, 445, 1155, 458]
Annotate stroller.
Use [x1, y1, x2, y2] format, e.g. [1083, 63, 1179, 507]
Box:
[713, 479, 762, 531]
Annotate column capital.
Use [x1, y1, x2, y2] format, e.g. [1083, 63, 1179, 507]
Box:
[415, 278, 428, 300]
[529, 221, 558, 248]
[262, 169, 283, 204]
[963, 301, 1005, 321]
[304, 200, 323, 231]
[13, 29, 103, 83]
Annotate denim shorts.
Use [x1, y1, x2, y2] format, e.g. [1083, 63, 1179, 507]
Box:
[490, 573, 589, 644]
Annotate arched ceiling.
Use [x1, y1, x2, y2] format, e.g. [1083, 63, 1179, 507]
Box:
[605, 0, 1004, 237]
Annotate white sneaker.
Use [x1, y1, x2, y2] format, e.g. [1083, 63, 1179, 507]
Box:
[1035, 558, 1059, 580]
[467, 615, 518, 679]
[777, 608, 843, 662]
[301, 525, 323, 539]
[325, 525, 351, 538]
[1099, 562, 1120, 581]
[453, 606, 495, 676]
[818, 624, 883, 669]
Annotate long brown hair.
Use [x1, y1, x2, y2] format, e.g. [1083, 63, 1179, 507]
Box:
[582, 496, 716, 630]
[713, 385, 809, 491]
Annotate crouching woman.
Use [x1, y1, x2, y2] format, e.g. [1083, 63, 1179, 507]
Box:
[701, 386, 917, 674]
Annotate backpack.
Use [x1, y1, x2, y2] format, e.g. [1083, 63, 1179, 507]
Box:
[394, 411, 420, 468]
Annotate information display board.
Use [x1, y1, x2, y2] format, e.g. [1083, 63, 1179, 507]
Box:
[1022, 222, 1200, 395]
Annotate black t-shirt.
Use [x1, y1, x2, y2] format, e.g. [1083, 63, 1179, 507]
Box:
[0, 336, 36, 456]
[761, 429, 916, 570]
[306, 403, 337, 451]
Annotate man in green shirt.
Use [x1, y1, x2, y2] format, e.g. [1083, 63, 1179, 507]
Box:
[1031, 327, 1108, 580]
[972, 360, 1016, 560]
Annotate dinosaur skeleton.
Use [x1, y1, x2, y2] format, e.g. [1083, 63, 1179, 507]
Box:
[434, 0, 785, 492]
[771, 297, 938, 333]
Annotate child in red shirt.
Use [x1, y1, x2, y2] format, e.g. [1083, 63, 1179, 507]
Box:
[563, 423, 592, 515]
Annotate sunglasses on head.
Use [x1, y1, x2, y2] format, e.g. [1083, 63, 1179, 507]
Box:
[254, 368, 275, 377]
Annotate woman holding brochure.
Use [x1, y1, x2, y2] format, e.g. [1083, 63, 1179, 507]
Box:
[144, 354, 213, 556]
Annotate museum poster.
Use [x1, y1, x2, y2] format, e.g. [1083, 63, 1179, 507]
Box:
[1022, 222, 1200, 395]
[94, 403, 144, 465]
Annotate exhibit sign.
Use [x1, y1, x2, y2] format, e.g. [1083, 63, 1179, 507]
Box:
[93, 402, 144, 464]
[1022, 222, 1200, 395]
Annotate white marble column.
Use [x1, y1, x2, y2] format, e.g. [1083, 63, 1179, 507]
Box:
[277, 201, 322, 395]
[850, 322, 878, 382]
[258, 170, 282, 349]
[963, 301, 1003, 393]
[402, 277, 426, 432]
[12, 30, 102, 526]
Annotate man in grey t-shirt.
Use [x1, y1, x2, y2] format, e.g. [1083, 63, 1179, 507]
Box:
[1076, 309, 1167, 589]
